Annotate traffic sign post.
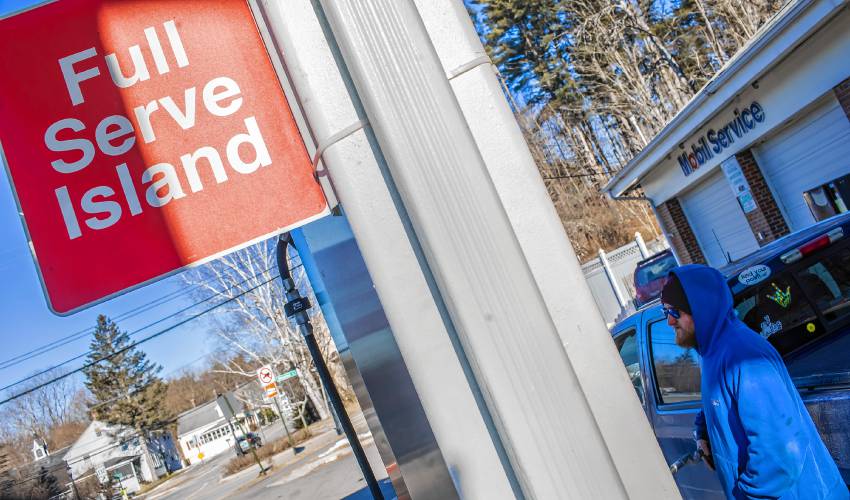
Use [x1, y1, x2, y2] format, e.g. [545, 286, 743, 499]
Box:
[0, 0, 328, 314]
[95, 465, 108, 484]
[256, 365, 275, 386]
[256, 365, 297, 453]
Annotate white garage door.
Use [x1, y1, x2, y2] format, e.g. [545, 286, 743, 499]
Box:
[680, 170, 760, 267]
[757, 94, 850, 231]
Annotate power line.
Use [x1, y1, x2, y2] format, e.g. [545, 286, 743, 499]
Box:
[0, 264, 293, 393]
[0, 268, 296, 404]
[0, 259, 298, 374]
[87, 352, 214, 412]
[0, 280, 198, 370]
[542, 171, 612, 180]
[0, 261, 293, 371]
[2, 415, 183, 489]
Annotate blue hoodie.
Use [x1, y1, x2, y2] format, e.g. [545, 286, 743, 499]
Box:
[673, 265, 847, 499]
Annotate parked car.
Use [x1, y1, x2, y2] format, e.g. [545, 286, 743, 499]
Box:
[633, 249, 678, 307]
[612, 212, 850, 498]
[235, 432, 263, 456]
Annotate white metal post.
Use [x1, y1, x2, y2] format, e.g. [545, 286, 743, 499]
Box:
[254, 1, 512, 497]
[600, 248, 628, 309]
[315, 0, 679, 498]
[635, 231, 650, 258]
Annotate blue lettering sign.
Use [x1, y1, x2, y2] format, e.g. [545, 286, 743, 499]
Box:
[679, 101, 764, 176]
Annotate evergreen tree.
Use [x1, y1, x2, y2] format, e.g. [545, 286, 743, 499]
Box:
[466, 0, 783, 257]
[83, 315, 169, 479]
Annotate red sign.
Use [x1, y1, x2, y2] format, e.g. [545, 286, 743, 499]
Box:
[257, 365, 278, 398]
[257, 365, 275, 385]
[0, 0, 328, 314]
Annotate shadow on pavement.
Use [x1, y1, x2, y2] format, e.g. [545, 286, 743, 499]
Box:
[340, 478, 397, 500]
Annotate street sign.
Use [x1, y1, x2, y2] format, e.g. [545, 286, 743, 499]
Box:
[257, 364, 279, 398]
[256, 365, 275, 385]
[95, 465, 108, 484]
[275, 369, 298, 383]
[263, 382, 278, 399]
[0, 0, 328, 314]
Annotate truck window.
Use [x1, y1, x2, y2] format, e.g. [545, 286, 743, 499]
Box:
[648, 320, 701, 405]
[795, 247, 850, 324]
[733, 275, 821, 354]
[732, 242, 850, 386]
[614, 329, 643, 404]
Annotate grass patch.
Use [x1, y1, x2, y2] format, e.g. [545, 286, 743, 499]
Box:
[136, 469, 182, 495]
[223, 429, 311, 476]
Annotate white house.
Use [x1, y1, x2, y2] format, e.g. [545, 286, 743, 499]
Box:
[64, 421, 180, 494]
[176, 392, 259, 465]
[605, 0, 850, 268]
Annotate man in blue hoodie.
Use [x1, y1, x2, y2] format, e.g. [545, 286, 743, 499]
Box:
[661, 265, 847, 499]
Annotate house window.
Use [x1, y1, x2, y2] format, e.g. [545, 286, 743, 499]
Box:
[804, 173, 850, 222]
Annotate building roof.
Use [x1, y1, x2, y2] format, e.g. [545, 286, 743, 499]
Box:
[603, 0, 846, 197]
[102, 455, 139, 471]
[176, 392, 242, 436]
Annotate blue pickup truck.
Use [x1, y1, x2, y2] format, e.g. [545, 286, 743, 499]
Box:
[612, 213, 850, 498]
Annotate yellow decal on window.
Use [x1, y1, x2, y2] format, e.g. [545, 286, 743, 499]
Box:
[766, 283, 791, 309]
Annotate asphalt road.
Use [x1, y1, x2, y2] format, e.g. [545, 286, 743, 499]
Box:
[141, 412, 394, 500]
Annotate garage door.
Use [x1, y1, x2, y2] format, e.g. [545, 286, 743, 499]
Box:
[680, 170, 760, 267]
[756, 94, 850, 231]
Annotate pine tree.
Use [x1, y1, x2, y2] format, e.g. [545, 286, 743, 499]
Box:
[83, 315, 170, 480]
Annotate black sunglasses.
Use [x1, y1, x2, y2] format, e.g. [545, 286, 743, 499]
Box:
[662, 306, 681, 320]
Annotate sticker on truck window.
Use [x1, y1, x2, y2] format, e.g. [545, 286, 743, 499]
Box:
[738, 265, 771, 286]
[759, 315, 782, 338]
[766, 283, 792, 308]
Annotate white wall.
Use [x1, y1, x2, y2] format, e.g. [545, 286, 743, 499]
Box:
[179, 422, 239, 465]
[65, 422, 140, 481]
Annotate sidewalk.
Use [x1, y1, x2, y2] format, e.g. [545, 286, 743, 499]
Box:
[139, 413, 394, 500]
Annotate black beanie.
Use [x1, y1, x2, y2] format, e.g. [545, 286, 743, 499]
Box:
[661, 273, 692, 315]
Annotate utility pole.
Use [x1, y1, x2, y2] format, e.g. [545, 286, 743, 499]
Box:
[277, 235, 384, 500]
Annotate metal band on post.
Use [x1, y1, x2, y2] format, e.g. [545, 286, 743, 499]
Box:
[311, 119, 370, 171]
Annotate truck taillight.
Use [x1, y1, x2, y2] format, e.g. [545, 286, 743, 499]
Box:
[780, 228, 844, 264]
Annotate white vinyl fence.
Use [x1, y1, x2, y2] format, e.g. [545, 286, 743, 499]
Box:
[581, 233, 670, 326]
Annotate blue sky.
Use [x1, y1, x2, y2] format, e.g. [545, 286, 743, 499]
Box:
[0, 0, 218, 397]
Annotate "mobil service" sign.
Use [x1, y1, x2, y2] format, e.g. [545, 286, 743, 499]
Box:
[677, 102, 765, 176]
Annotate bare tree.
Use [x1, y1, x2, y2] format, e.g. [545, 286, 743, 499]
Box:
[469, 0, 784, 257]
[0, 369, 89, 457]
[182, 239, 349, 421]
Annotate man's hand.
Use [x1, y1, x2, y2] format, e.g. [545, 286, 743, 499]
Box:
[697, 439, 715, 471]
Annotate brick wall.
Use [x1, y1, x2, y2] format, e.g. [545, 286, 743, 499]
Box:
[835, 77, 850, 120]
[736, 150, 790, 245]
[656, 198, 705, 264]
